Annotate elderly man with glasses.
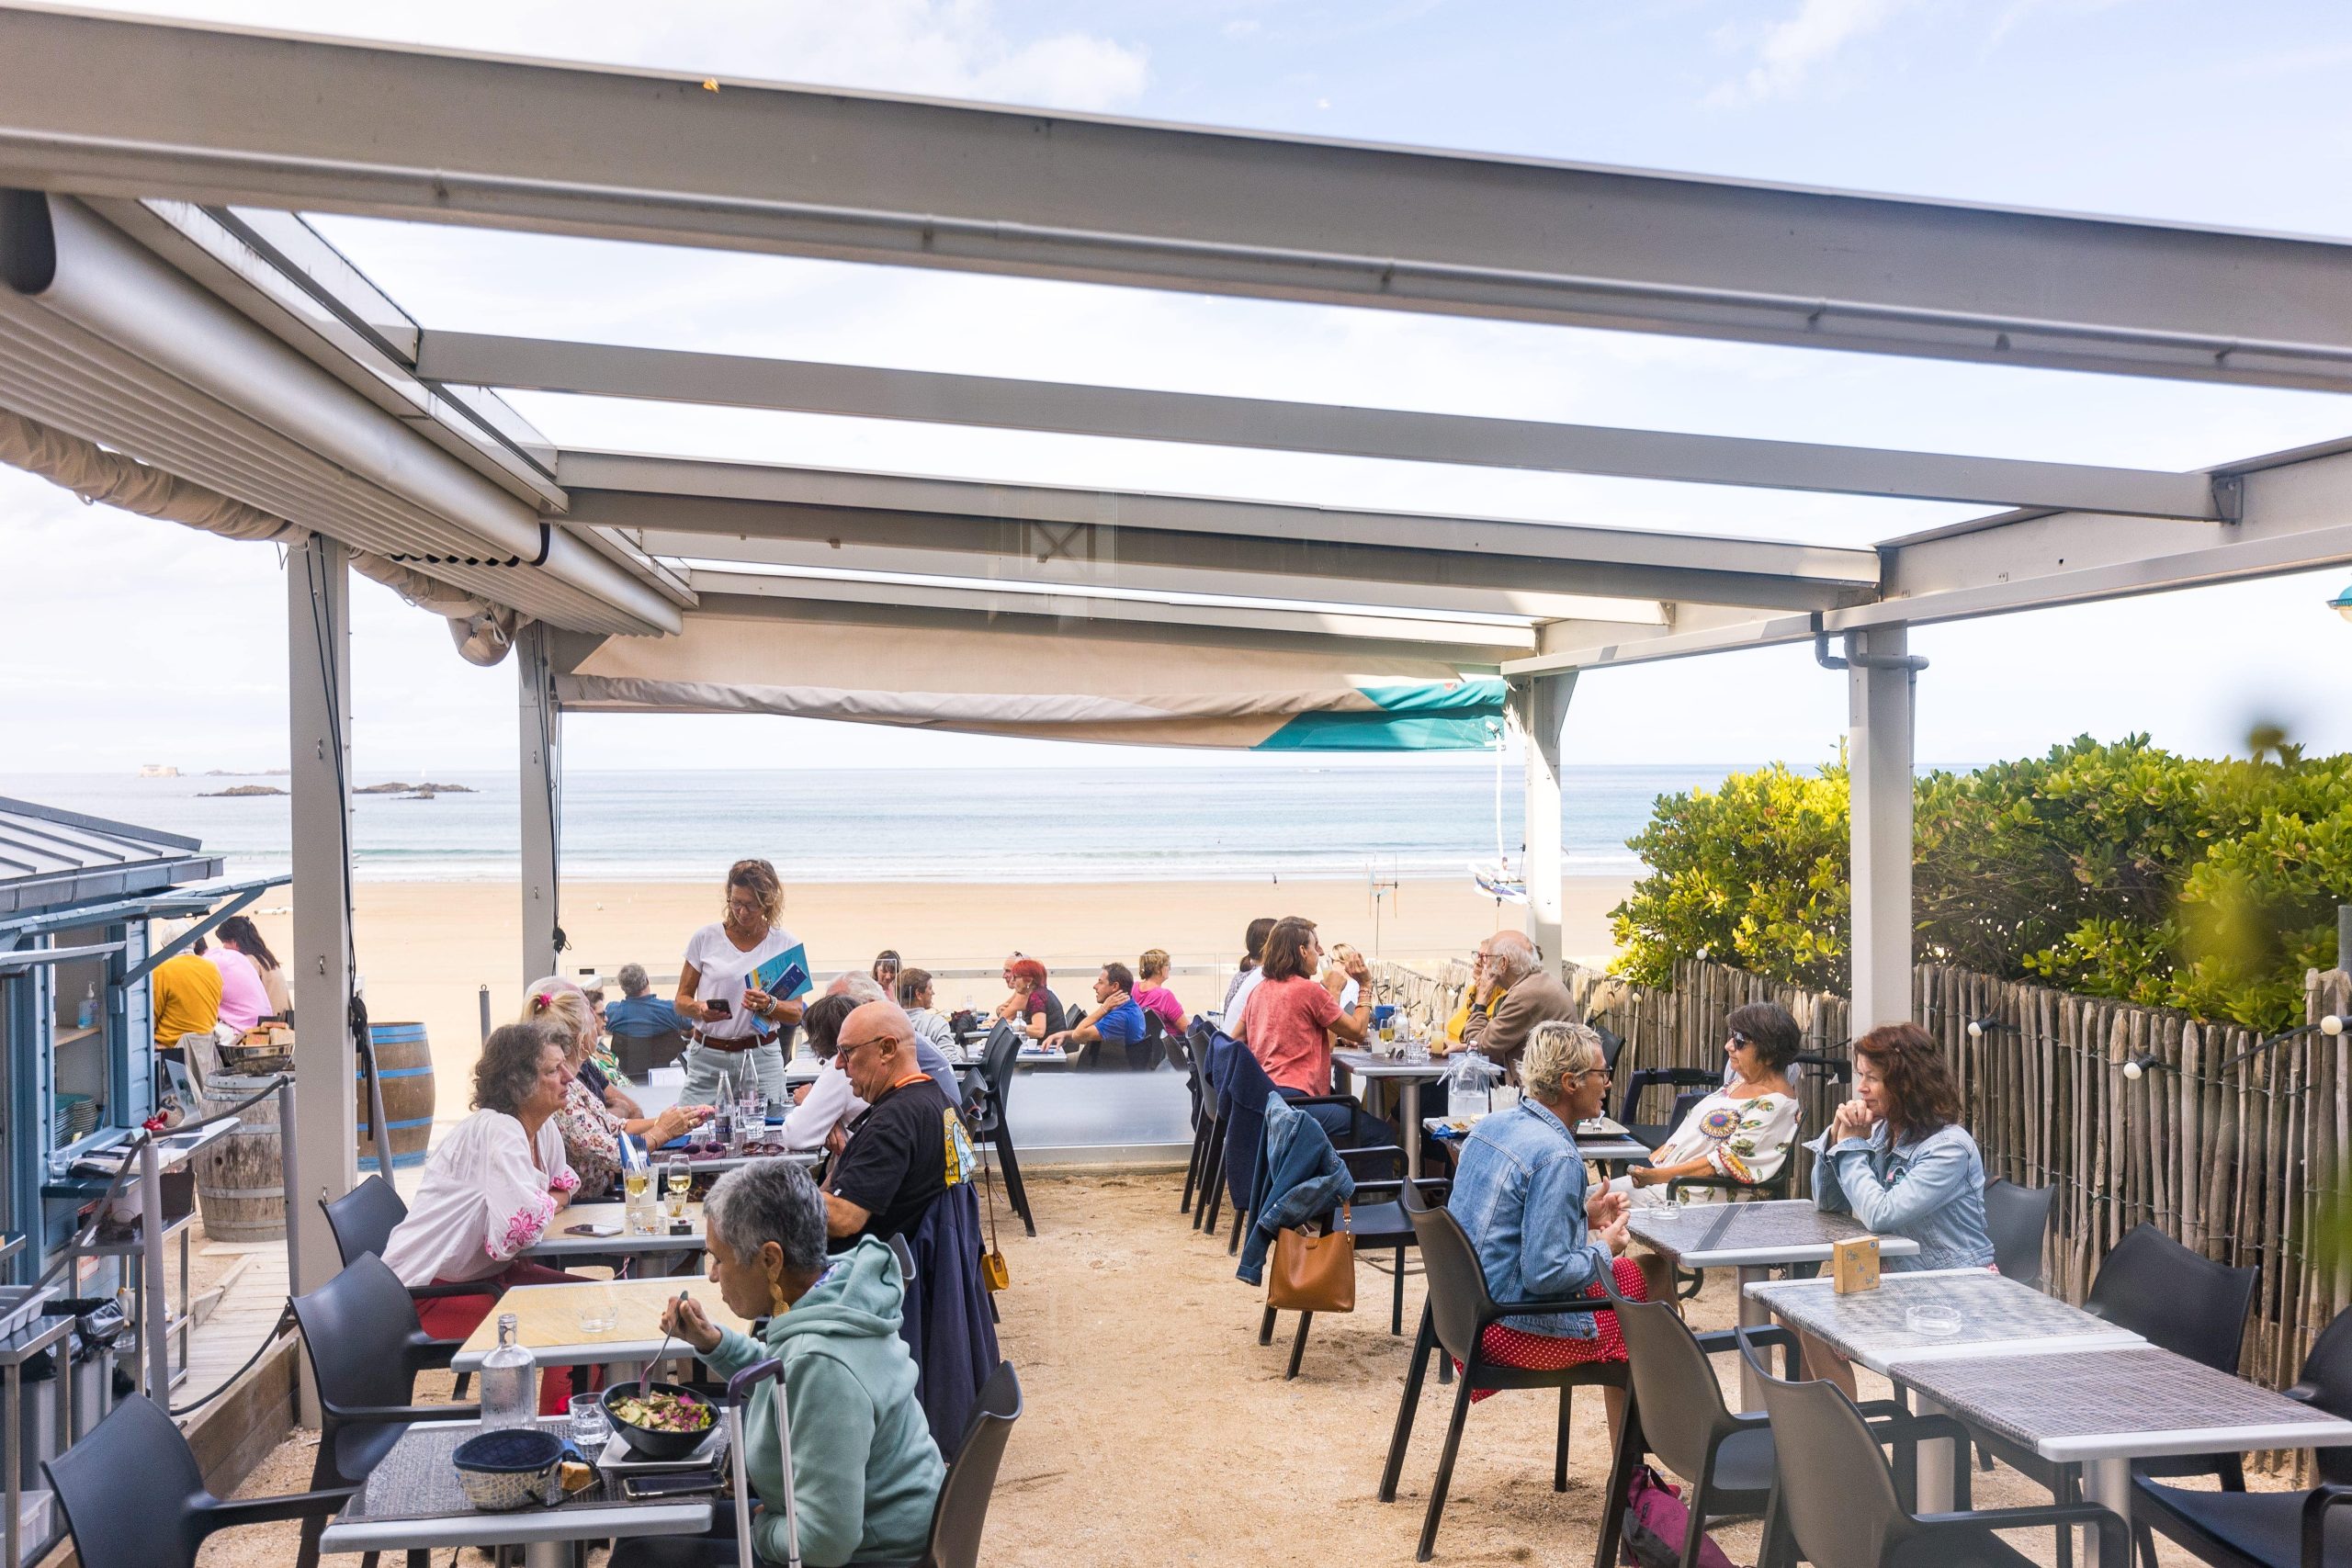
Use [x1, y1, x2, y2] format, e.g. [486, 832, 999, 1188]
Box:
[1457, 929, 1577, 1081]
[821, 1002, 970, 1247]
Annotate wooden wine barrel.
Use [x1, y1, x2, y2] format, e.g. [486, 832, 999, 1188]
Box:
[358, 1021, 437, 1168]
[191, 1081, 285, 1242]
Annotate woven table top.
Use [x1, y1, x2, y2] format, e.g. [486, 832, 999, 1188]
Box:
[1897, 1348, 2351, 1460]
[342, 1419, 726, 1524]
[1747, 1270, 2121, 1364]
[1627, 1199, 1910, 1264]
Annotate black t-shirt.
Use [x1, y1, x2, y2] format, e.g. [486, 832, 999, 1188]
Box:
[831, 1077, 961, 1245]
[576, 1056, 611, 1100]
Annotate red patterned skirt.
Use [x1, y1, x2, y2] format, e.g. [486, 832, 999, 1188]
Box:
[1455, 1255, 1647, 1403]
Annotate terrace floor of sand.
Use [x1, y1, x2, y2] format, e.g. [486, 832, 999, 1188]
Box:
[107, 1168, 2275, 1568]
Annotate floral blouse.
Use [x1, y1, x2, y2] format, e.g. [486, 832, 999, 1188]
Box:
[1633, 1086, 1800, 1201]
[554, 1076, 628, 1200]
[380, 1110, 578, 1285]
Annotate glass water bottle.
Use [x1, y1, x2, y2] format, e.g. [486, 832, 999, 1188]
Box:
[479, 1313, 537, 1429]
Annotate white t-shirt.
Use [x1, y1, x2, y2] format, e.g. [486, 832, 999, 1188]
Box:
[1226, 967, 1267, 1040]
[683, 920, 799, 1040]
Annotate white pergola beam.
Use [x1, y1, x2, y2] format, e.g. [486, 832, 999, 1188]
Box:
[6, 8, 2352, 389]
[645, 530, 1667, 625]
[561, 451, 1879, 611]
[418, 331, 2222, 518]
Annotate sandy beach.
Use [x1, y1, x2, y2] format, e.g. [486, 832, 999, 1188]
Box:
[238, 875, 1633, 1128]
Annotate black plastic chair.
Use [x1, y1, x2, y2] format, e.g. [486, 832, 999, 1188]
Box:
[1378, 1180, 1630, 1563]
[1619, 1066, 1723, 1150]
[320, 1175, 494, 1399]
[1218, 1037, 1382, 1258]
[2133, 1305, 2352, 1568]
[1181, 1020, 1219, 1217]
[1979, 1224, 2256, 1568]
[288, 1254, 480, 1568]
[1606, 1284, 1954, 1568]
[1982, 1177, 2056, 1291]
[1747, 1329, 2124, 1568]
[43, 1393, 357, 1568]
[966, 1022, 1034, 1236]
[1196, 1032, 1236, 1235]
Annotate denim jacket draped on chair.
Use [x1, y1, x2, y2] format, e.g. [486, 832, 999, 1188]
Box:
[1236, 1092, 1356, 1286]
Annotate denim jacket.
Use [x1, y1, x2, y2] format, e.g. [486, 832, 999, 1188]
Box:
[1237, 1091, 1356, 1287]
[1447, 1099, 1611, 1337]
[1807, 1121, 1996, 1271]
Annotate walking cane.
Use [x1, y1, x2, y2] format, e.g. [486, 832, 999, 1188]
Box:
[725, 1359, 801, 1568]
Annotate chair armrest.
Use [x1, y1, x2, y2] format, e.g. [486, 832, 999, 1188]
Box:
[197, 1487, 359, 1533]
[323, 1401, 483, 1426]
[2302, 1483, 2352, 1568]
[1918, 1504, 2123, 1546]
[408, 1280, 501, 1301]
[1489, 1296, 1618, 1325]
[1338, 1144, 1407, 1172]
[401, 1333, 466, 1372]
[1696, 1323, 1798, 1378]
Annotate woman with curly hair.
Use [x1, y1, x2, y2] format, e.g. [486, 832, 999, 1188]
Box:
[526, 978, 707, 1196]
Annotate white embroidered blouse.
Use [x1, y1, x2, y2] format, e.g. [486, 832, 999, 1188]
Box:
[381, 1109, 579, 1285]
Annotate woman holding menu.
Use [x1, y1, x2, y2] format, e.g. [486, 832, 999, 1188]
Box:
[673, 858, 802, 1103]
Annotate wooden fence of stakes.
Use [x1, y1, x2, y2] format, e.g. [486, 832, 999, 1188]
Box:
[1372, 955, 2352, 1477]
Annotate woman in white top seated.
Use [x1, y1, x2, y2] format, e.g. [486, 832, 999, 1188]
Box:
[781, 992, 867, 1152]
[381, 1019, 590, 1414]
[1606, 1001, 1804, 1300]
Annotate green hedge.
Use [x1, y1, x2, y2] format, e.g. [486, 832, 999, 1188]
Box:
[1610, 735, 2352, 1031]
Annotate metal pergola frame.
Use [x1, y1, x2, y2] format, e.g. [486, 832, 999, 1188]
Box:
[4, 4, 2351, 1292]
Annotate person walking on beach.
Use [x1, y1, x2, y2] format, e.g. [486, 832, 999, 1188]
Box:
[674, 858, 803, 1104]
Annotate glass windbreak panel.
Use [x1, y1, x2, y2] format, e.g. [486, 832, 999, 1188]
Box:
[50, 927, 111, 1144]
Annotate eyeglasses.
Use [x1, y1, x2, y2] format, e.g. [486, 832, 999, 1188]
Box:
[836, 1035, 887, 1061]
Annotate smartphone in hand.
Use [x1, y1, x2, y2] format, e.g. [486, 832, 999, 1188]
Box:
[705, 997, 732, 1018]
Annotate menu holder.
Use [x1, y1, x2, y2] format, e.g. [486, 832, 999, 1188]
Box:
[1831, 1235, 1882, 1294]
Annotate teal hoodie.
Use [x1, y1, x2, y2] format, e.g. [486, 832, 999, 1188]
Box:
[704, 1235, 945, 1566]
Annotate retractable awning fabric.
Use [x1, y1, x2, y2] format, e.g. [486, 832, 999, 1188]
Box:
[556, 606, 1506, 750]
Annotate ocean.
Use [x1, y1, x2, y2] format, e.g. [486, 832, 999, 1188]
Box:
[0, 763, 1745, 885]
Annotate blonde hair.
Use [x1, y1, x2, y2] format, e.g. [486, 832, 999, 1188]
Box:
[520, 976, 594, 1061]
[726, 859, 784, 924]
[1138, 948, 1170, 982]
[1520, 1020, 1604, 1103]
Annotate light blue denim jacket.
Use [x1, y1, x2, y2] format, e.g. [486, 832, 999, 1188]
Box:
[1447, 1099, 1611, 1337]
[1807, 1121, 1996, 1271]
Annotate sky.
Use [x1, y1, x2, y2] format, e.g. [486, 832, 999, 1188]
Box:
[5, 0, 2352, 777]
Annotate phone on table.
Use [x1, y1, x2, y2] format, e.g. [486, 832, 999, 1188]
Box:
[622, 1472, 722, 1499]
[566, 1223, 622, 1237]
[704, 998, 732, 1018]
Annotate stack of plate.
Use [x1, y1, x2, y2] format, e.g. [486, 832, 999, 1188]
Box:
[52, 1092, 97, 1144]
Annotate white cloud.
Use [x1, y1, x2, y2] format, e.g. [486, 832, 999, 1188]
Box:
[1713, 0, 1916, 104]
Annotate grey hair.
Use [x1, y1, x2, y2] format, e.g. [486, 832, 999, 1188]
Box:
[617, 962, 650, 998]
[704, 1159, 829, 1280]
[1486, 930, 1542, 985]
[1521, 1020, 1605, 1103]
[827, 972, 889, 1007]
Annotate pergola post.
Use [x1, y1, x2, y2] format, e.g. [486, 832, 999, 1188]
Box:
[1847, 625, 1918, 1028]
[1512, 671, 1577, 969]
[285, 534, 356, 1307]
[518, 622, 563, 987]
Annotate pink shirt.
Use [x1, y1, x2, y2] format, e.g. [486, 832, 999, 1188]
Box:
[1239, 976, 1341, 1095]
[1132, 983, 1185, 1032]
[206, 946, 271, 1033]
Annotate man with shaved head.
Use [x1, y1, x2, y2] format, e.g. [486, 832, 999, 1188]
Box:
[1460, 930, 1577, 1081]
[822, 1001, 968, 1245]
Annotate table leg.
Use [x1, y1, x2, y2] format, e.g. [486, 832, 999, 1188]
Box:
[522, 1540, 571, 1568]
[1736, 1266, 1770, 1409]
[1912, 1393, 1956, 1513]
[1402, 1080, 1423, 1180]
[2081, 1455, 2131, 1568]
[6, 1362, 21, 1568]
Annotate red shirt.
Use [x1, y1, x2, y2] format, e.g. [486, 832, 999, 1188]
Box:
[1239, 976, 1341, 1095]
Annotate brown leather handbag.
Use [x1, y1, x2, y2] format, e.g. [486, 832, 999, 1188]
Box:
[1267, 1205, 1356, 1313]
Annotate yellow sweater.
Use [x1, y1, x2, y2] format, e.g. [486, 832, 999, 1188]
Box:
[151, 952, 222, 1048]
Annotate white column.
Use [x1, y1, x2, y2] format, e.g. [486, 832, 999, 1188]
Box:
[286, 534, 356, 1303]
[1512, 672, 1577, 968]
[518, 622, 563, 987]
[1848, 625, 1917, 1027]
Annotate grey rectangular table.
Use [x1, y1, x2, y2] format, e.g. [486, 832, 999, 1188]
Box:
[1745, 1268, 2144, 1371]
[1331, 1050, 1453, 1178]
[520, 1200, 707, 1263]
[1424, 1113, 1649, 1165]
[318, 1416, 714, 1568]
[1895, 1346, 2352, 1568]
[1629, 1199, 1919, 1405]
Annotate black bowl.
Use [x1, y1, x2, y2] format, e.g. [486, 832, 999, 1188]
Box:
[600, 1379, 718, 1460]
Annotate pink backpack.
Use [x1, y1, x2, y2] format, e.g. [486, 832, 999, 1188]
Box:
[1621, 1465, 1738, 1568]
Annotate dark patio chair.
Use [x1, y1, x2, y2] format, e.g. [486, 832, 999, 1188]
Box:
[288, 1253, 480, 1568]
[43, 1393, 357, 1568]
[1976, 1224, 2256, 1568]
[1982, 1177, 2057, 1290]
[1218, 1035, 1382, 1257]
[1377, 1179, 1629, 1563]
[1618, 1066, 1721, 1150]
[2132, 1305, 2352, 1568]
[1747, 1330, 2125, 1568]
[966, 1022, 1034, 1236]
[320, 1174, 494, 1398]
[1181, 1019, 1219, 1216]
[1605, 1280, 1958, 1568]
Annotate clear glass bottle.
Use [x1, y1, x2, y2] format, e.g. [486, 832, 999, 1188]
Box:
[479, 1312, 536, 1430]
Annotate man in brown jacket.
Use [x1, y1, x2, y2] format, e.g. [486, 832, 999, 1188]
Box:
[1458, 930, 1576, 1080]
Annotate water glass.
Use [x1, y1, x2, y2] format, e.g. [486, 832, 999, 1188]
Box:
[1403, 1035, 1431, 1065]
[569, 1393, 610, 1450]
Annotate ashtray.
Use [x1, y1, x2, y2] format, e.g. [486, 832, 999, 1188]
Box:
[1905, 1304, 1963, 1337]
